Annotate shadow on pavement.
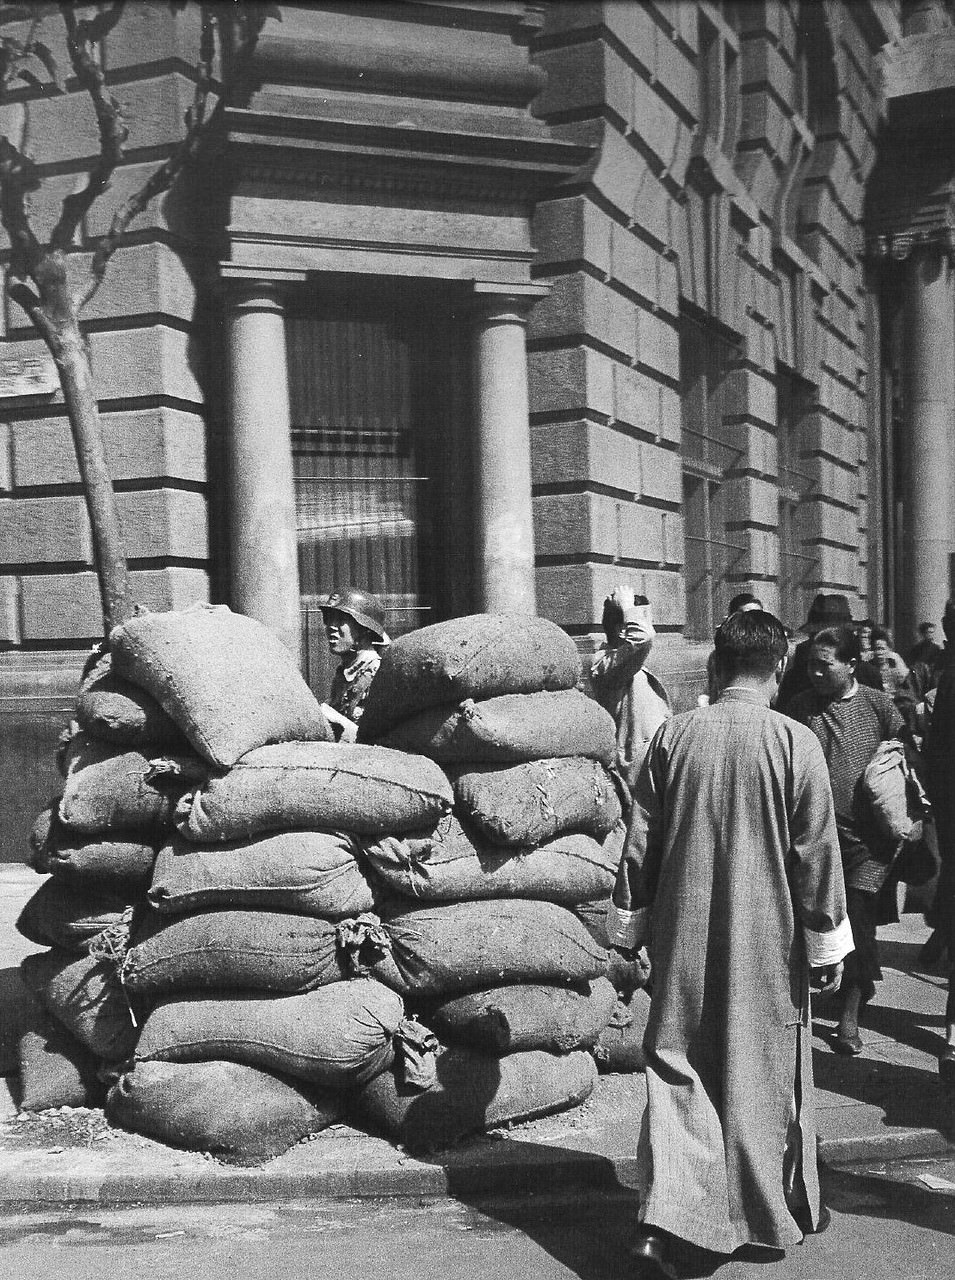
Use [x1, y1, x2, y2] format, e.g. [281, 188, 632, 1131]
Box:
[820, 1160, 955, 1239]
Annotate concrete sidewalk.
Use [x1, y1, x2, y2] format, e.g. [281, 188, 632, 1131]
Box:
[1, 865, 954, 1205]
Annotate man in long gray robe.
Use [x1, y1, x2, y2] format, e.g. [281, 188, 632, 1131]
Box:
[608, 610, 852, 1274]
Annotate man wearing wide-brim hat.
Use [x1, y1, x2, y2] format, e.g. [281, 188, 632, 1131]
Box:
[777, 594, 878, 711]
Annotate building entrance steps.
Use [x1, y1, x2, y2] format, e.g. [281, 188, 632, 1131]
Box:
[1, 866, 953, 1205]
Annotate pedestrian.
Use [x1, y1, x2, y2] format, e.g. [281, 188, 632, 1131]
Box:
[777, 595, 879, 711]
[319, 587, 389, 742]
[909, 620, 944, 669]
[919, 603, 955, 1077]
[786, 625, 906, 1056]
[609, 610, 849, 1273]
[590, 585, 671, 793]
[871, 627, 909, 695]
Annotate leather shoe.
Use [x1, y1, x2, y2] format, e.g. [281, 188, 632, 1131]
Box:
[832, 1030, 863, 1056]
[939, 1047, 955, 1084]
[629, 1229, 677, 1279]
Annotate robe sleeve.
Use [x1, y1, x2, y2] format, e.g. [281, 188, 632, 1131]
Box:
[788, 729, 853, 965]
[607, 722, 667, 949]
[591, 637, 652, 691]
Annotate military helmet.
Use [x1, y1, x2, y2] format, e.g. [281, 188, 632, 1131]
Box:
[321, 587, 386, 641]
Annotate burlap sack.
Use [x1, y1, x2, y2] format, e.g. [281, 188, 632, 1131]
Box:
[149, 830, 375, 918]
[362, 814, 621, 904]
[109, 604, 332, 768]
[16, 878, 132, 953]
[450, 757, 621, 846]
[429, 977, 618, 1056]
[358, 614, 581, 739]
[106, 1059, 344, 1164]
[17, 996, 107, 1112]
[76, 652, 191, 750]
[352, 1046, 597, 1154]
[29, 805, 156, 894]
[377, 691, 616, 765]
[122, 909, 349, 998]
[175, 742, 453, 842]
[366, 899, 609, 997]
[135, 978, 403, 1088]
[20, 949, 139, 1063]
[592, 990, 650, 1073]
[58, 732, 207, 837]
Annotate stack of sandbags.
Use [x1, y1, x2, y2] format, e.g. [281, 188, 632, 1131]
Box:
[349, 614, 634, 1150]
[15, 604, 340, 1155]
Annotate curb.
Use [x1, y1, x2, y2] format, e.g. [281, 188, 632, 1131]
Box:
[1, 1130, 953, 1207]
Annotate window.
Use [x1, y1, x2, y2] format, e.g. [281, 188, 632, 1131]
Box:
[286, 287, 473, 695]
[695, 3, 741, 158]
[680, 313, 744, 638]
[777, 366, 817, 627]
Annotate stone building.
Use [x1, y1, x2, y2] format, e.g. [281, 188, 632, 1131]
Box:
[0, 0, 952, 859]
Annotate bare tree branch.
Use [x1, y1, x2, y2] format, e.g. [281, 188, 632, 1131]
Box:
[50, 1, 128, 252]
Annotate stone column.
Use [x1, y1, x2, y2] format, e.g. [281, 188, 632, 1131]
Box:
[226, 283, 301, 655]
[472, 290, 540, 613]
[902, 243, 955, 642]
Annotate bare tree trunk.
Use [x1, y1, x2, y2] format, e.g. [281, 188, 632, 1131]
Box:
[32, 261, 132, 635]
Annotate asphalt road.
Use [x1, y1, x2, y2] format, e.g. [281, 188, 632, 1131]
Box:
[0, 1153, 953, 1280]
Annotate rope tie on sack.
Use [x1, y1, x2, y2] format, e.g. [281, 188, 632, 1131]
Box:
[336, 912, 392, 976]
[89, 909, 139, 1029]
[393, 1017, 439, 1091]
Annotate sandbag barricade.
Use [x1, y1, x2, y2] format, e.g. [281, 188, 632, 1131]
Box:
[17, 994, 107, 1112]
[109, 604, 332, 768]
[76, 653, 192, 751]
[106, 1059, 345, 1165]
[20, 949, 139, 1064]
[357, 613, 581, 739]
[30, 805, 157, 896]
[16, 877, 133, 954]
[148, 830, 376, 919]
[592, 990, 650, 1074]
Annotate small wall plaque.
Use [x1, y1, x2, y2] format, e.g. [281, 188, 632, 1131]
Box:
[0, 354, 57, 399]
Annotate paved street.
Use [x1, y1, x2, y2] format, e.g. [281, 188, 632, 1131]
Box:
[0, 1152, 953, 1280]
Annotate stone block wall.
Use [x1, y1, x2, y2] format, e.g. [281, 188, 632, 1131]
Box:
[0, 3, 213, 859]
[528, 0, 895, 697]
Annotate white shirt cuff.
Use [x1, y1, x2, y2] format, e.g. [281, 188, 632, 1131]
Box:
[804, 915, 854, 968]
[606, 902, 650, 950]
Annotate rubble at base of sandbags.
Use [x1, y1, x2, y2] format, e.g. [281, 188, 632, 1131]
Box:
[13, 607, 650, 1163]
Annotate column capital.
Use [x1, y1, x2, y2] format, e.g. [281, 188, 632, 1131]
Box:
[470, 281, 549, 324]
[225, 280, 289, 316]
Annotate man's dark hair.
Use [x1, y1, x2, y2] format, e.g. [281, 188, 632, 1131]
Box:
[811, 624, 858, 663]
[919, 621, 935, 637]
[712, 609, 788, 680]
[871, 626, 891, 646]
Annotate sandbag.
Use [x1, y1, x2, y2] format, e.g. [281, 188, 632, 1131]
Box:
[135, 978, 403, 1088]
[76, 652, 191, 750]
[429, 977, 617, 1056]
[16, 878, 132, 953]
[106, 1059, 344, 1164]
[363, 815, 622, 904]
[352, 1046, 597, 1154]
[29, 806, 156, 894]
[378, 692, 616, 765]
[358, 614, 581, 739]
[17, 996, 106, 1112]
[450, 757, 621, 846]
[121, 909, 349, 997]
[58, 732, 206, 837]
[109, 604, 332, 768]
[20, 949, 139, 1063]
[175, 742, 453, 842]
[573, 898, 652, 997]
[365, 899, 609, 997]
[592, 990, 650, 1074]
[149, 830, 375, 918]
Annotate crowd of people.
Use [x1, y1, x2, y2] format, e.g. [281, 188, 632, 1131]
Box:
[318, 582, 952, 1276]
